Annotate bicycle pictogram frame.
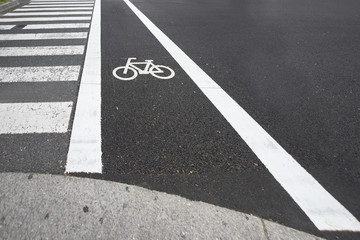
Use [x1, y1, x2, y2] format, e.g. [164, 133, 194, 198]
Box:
[112, 58, 175, 81]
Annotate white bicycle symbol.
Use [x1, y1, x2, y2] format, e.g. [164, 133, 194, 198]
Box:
[112, 58, 175, 81]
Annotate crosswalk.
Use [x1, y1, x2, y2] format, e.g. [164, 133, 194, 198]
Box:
[0, 0, 94, 173]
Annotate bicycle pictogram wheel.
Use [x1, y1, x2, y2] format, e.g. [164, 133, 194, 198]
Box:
[112, 66, 138, 81]
[150, 65, 175, 79]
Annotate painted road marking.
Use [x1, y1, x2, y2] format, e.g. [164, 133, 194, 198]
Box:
[0, 16, 91, 22]
[0, 46, 84, 56]
[0, 32, 87, 41]
[29, 2, 94, 5]
[123, 0, 360, 231]
[66, 0, 101, 173]
[0, 25, 15, 30]
[5, 11, 92, 16]
[15, 7, 93, 11]
[0, 102, 73, 134]
[113, 57, 175, 81]
[0, 66, 81, 82]
[22, 4, 94, 7]
[23, 23, 90, 29]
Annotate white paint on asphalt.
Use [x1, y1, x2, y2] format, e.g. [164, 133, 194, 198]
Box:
[0, 102, 73, 134]
[15, 7, 93, 11]
[0, 66, 81, 82]
[0, 16, 91, 22]
[29, 2, 94, 5]
[66, 0, 102, 173]
[5, 11, 92, 16]
[0, 25, 15, 30]
[22, 4, 93, 7]
[23, 23, 89, 29]
[123, 0, 360, 232]
[0, 32, 87, 41]
[0, 46, 84, 56]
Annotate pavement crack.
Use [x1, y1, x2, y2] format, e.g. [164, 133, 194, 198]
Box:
[260, 218, 270, 240]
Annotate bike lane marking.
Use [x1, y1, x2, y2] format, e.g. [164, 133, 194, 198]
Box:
[65, 0, 102, 173]
[123, 0, 360, 231]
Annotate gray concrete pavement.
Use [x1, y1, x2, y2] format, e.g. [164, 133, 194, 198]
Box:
[0, 172, 323, 239]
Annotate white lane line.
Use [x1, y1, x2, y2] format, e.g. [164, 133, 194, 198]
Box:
[0, 25, 15, 30]
[15, 7, 93, 11]
[0, 102, 73, 134]
[5, 11, 92, 16]
[66, 0, 101, 173]
[0, 46, 84, 56]
[123, 0, 360, 232]
[23, 23, 90, 29]
[22, 4, 93, 7]
[0, 16, 91, 22]
[0, 66, 81, 82]
[0, 32, 87, 40]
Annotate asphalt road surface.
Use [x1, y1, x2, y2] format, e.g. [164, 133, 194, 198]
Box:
[1, 0, 359, 239]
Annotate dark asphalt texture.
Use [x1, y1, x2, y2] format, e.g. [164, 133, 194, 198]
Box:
[97, 0, 360, 239]
[0, 0, 359, 239]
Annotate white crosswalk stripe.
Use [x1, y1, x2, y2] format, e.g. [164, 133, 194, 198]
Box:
[23, 23, 90, 29]
[0, 32, 88, 40]
[0, 46, 85, 56]
[0, 16, 91, 22]
[0, 32, 87, 40]
[22, 4, 94, 7]
[5, 11, 92, 16]
[0, 66, 81, 82]
[15, 7, 93, 11]
[0, 0, 93, 138]
[29, 2, 94, 5]
[0, 102, 73, 134]
[0, 25, 15, 30]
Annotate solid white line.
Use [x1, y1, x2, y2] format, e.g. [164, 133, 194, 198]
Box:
[0, 25, 15, 30]
[15, 7, 93, 11]
[0, 66, 81, 82]
[0, 32, 87, 40]
[5, 11, 92, 16]
[66, 0, 101, 173]
[123, 0, 360, 232]
[23, 23, 89, 29]
[0, 102, 73, 134]
[0, 16, 91, 22]
[0, 46, 84, 56]
[22, 4, 93, 7]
